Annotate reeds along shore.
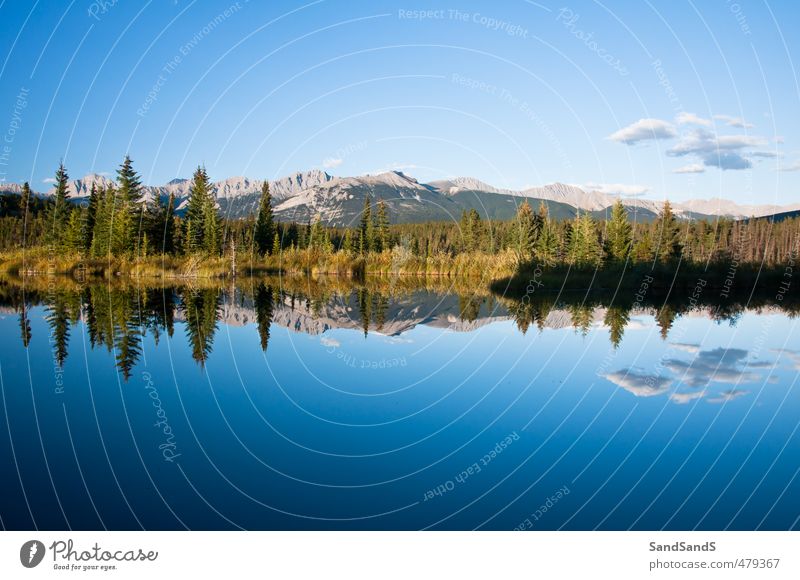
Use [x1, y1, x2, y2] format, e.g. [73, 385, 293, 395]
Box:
[0, 246, 521, 280]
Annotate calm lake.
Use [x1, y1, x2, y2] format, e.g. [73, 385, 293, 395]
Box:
[0, 275, 798, 530]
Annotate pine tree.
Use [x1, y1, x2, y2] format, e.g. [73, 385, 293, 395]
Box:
[375, 199, 390, 252]
[91, 186, 111, 256]
[64, 209, 84, 252]
[47, 163, 71, 249]
[20, 181, 32, 219]
[605, 199, 632, 262]
[184, 166, 219, 254]
[359, 195, 372, 254]
[568, 211, 603, 267]
[272, 231, 281, 255]
[535, 209, 560, 266]
[655, 200, 681, 262]
[460, 209, 472, 252]
[116, 156, 144, 254]
[84, 183, 99, 251]
[202, 195, 221, 255]
[162, 193, 176, 254]
[632, 226, 654, 262]
[254, 180, 275, 256]
[513, 201, 538, 262]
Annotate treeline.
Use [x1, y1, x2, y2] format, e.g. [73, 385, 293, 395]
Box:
[1, 157, 798, 270]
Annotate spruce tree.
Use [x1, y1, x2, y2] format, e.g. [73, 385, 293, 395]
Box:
[535, 208, 560, 266]
[20, 181, 32, 219]
[342, 228, 354, 253]
[513, 201, 538, 261]
[91, 186, 113, 257]
[184, 166, 218, 254]
[162, 193, 176, 254]
[116, 156, 143, 254]
[568, 211, 602, 267]
[254, 180, 275, 256]
[84, 183, 99, 251]
[47, 163, 71, 249]
[202, 195, 221, 255]
[272, 231, 281, 255]
[632, 226, 654, 263]
[358, 195, 372, 254]
[64, 209, 84, 252]
[375, 199, 390, 252]
[605, 199, 632, 262]
[655, 200, 681, 262]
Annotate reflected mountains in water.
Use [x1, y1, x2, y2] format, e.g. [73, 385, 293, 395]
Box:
[2, 275, 797, 379]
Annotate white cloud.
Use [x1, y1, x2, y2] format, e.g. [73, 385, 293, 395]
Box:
[673, 163, 705, 174]
[320, 336, 340, 348]
[676, 112, 711, 126]
[670, 342, 701, 353]
[608, 118, 677, 145]
[42, 178, 57, 184]
[371, 162, 419, 174]
[704, 153, 751, 170]
[779, 159, 800, 172]
[670, 391, 706, 404]
[668, 129, 766, 156]
[583, 182, 649, 196]
[322, 157, 343, 169]
[707, 389, 750, 403]
[603, 369, 671, 397]
[714, 114, 754, 129]
[383, 336, 413, 344]
[664, 347, 767, 388]
[772, 349, 800, 370]
[667, 128, 768, 170]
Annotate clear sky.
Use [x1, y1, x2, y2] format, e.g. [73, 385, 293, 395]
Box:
[0, 0, 798, 205]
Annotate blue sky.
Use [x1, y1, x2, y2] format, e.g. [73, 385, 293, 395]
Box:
[0, 0, 798, 204]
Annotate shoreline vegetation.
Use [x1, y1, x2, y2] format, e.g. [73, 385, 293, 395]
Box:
[1, 156, 798, 292]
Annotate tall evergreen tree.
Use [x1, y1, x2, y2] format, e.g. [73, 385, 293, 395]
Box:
[184, 166, 219, 254]
[20, 181, 32, 219]
[254, 180, 275, 256]
[535, 204, 560, 266]
[84, 183, 99, 251]
[375, 199, 390, 252]
[116, 156, 144, 254]
[358, 195, 373, 254]
[655, 200, 681, 262]
[161, 193, 176, 255]
[632, 226, 654, 263]
[64, 208, 84, 252]
[91, 186, 112, 256]
[568, 211, 603, 267]
[605, 199, 632, 262]
[513, 201, 539, 262]
[47, 163, 71, 249]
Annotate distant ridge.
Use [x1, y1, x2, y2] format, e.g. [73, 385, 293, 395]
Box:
[2, 169, 798, 226]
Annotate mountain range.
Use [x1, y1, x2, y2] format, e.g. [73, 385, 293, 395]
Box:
[3, 169, 798, 226]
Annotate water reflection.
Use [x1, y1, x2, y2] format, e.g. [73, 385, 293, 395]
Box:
[1, 275, 798, 531]
[0, 275, 797, 384]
